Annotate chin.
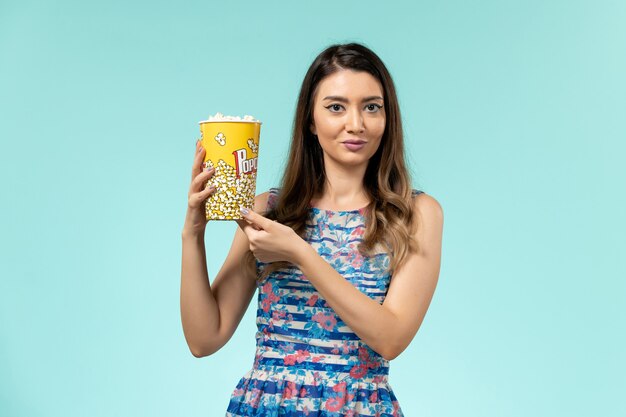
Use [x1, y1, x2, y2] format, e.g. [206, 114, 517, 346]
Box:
[340, 157, 372, 167]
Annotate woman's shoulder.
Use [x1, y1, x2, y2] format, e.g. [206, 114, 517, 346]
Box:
[267, 187, 281, 210]
[268, 187, 281, 197]
[253, 188, 280, 214]
[410, 189, 444, 222]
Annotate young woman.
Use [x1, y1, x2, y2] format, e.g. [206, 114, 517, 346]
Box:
[181, 43, 444, 416]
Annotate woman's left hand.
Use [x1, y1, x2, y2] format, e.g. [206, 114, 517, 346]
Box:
[236, 208, 306, 265]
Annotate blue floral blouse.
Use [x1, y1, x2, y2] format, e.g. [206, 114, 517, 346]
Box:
[226, 187, 424, 417]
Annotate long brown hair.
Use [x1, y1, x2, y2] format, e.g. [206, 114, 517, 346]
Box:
[245, 42, 420, 282]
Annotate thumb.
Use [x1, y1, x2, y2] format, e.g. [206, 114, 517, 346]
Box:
[240, 208, 272, 230]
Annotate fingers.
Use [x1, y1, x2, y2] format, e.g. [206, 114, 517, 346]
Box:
[187, 169, 216, 209]
[191, 139, 206, 180]
[188, 186, 216, 209]
[190, 166, 215, 193]
[236, 219, 261, 234]
[240, 209, 272, 230]
[187, 139, 216, 211]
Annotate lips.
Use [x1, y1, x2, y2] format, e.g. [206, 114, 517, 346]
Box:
[342, 141, 366, 151]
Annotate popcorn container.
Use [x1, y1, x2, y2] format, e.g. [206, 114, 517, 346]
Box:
[198, 117, 261, 220]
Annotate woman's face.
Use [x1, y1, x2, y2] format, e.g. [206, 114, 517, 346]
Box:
[310, 69, 386, 171]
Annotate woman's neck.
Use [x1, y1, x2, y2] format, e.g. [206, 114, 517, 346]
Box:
[312, 160, 370, 210]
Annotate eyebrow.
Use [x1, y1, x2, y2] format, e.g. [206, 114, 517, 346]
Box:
[322, 95, 384, 103]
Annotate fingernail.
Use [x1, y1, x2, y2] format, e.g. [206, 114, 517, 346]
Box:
[240, 208, 249, 215]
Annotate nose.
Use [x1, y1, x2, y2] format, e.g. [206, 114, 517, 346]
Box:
[346, 107, 364, 133]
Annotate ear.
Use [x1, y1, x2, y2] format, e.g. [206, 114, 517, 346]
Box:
[310, 123, 317, 136]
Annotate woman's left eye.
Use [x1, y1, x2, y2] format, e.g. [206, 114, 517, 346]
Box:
[365, 104, 382, 112]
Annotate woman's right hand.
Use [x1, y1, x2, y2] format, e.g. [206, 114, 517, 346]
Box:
[183, 139, 216, 236]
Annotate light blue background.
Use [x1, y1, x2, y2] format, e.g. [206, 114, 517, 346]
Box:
[1, 0, 624, 416]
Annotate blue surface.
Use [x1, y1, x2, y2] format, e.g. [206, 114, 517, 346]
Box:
[1, 1, 624, 416]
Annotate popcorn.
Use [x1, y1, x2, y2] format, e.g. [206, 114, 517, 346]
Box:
[205, 112, 260, 122]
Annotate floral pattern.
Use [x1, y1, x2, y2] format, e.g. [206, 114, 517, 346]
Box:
[226, 188, 424, 416]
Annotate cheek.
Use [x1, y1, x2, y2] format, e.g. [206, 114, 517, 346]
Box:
[365, 112, 385, 129]
[368, 119, 386, 141]
[317, 118, 343, 135]
[370, 138, 383, 155]
[375, 117, 386, 134]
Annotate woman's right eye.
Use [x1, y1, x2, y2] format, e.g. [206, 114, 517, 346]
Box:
[326, 104, 343, 112]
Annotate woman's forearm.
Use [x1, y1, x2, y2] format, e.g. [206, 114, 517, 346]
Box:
[293, 243, 399, 360]
[180, 227, 221, 357]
